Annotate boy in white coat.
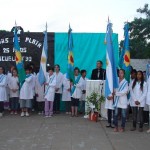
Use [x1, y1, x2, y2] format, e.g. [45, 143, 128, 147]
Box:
[79, 70, 88, 114]
[62, 73, 71, 114]
[20, 67, 33, 117]
[0, 66, 7, 117]
[44, 67, 56, 117]
[130, 71, 147, 132]
[53, 64, 63, 113]
[146, 77, 150, 133]
[35, 73, 45, 115]
[113, 69, 129, 132]
[71, 67, 82, 117]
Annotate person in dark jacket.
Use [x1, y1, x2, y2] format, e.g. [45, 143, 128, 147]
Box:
[91, 60, 106, 80]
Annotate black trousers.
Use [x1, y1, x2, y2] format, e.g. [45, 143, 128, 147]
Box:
[132, 107, 144, 128]
[107, 109, 115, 125]
[0, 101, 4, 113]
[37, 102, 44, 112]
[65, 101, 71, 112]
[53, 93, 61, 112]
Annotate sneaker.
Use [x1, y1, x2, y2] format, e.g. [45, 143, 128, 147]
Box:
[45, 115, 49, 118]
[147, 129, 150, 133]
[25, 112, 29, 117]
[38, 112, 41, 115]
[14, 111, 18, 115]
[119, 128, 125, 132]
[130, 127, 136, 131]
[10, 111, 14, 115]
[48, 115, 52, 118]
[20, 112, 25, 117]
[114, 127, 118, 132]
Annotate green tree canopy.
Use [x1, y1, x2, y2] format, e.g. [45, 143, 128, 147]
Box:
[120, 4, 150, 59]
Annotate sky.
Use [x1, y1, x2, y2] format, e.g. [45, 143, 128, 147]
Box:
[0, 0, 149, 41]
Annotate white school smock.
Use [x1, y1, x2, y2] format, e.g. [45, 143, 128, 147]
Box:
[130, 81, 147, 107]
[62, 73, 71, 101]
[80, 77, 88, 101]
[44, 74, 56, 101]
[35, 73, 45, 102]
[8, 76, 19, 98]
[115, 78, 129, 109]
[0, 74, 7, 101]
[105, 94, 114, 110]
[20, 75, 33, 100]
[146, 77, 150, 106]
[31, 73, 36, 97]
[72, 76, 82, 99]
[54, 72, 63, 94]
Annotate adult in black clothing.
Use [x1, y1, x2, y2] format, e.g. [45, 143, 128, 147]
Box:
[91, 60, 106, 80]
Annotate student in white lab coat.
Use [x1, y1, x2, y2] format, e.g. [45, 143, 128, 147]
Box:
[79, 70, 88, 114]
[0, 66, 7, 117]
[8, 68, 19, 115]
[30, 66, 36, 111]
[53, 64, 63, 113]
[113, 69, 129, 132]
[44, 67, 56, 117]
[20, 67, 33, 117]
[71, 67, 82, 117]
[130, 70, 147, 132]
[146, 76, 150, 133]
[62, 73, 71, 114]
[35, 73, 45, 115]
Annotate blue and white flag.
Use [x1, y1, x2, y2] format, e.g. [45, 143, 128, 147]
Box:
[38, 26, 48, 85]
[146, 62, 150, 81]
[105, 20, 119, 98]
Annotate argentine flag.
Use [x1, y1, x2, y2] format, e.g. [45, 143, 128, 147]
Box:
[105, 21, 118, 98]
[38, 29, 48, 85]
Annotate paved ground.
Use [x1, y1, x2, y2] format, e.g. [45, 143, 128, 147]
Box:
[0, 113, 150, 150]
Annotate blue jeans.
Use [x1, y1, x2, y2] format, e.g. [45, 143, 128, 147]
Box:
[114, 108, 126, 128]
[10, 97, 19, 111]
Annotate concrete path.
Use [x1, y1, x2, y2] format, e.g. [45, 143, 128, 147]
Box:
[0, 113, 150, 150]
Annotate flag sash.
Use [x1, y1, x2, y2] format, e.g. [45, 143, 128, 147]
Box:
[113, 80, 128, 108]
[71, 75, 81, 96]
[45, 75, 55, 95]
[0, 74, 5, 83]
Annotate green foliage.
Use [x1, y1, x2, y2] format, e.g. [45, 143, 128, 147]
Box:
[120, 4, 150, 59]
[86, 91, 105, 112]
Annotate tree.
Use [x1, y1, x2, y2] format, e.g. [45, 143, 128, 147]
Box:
[120, 4, 150, 59]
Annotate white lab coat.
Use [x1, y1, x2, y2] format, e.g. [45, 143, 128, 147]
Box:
[8, 76, 19, 98]
[130, 81, 147, 107]
[105, 94, 114, 110]
[80, 77, 88, 101]
[44, 74, 56, 101]
[20, 75, 33, 100]
[54, 72, 63, 94]
[115, 78, 129, 109]
[31, 73, 36, 97]
[35, 73, 45, 102]
[62, 73, 71, 101]
[72, 76, 82, 99]
[146, 77, 150, 105]
[0, 74, 7, 101]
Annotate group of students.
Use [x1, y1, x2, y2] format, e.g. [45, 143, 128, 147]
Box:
[0, 64, 88, 118]
[0, 60, 150, 134]
[105, 69, 150, 133]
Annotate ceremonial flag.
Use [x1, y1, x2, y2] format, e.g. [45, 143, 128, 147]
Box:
[119, 23, 130, 82]
[38, 24, 48, 85]
[105, 20, 119, 98]
[66, 25, 74, 83]
[14, 26, 26, 87]
[146, 62, 150, 81]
